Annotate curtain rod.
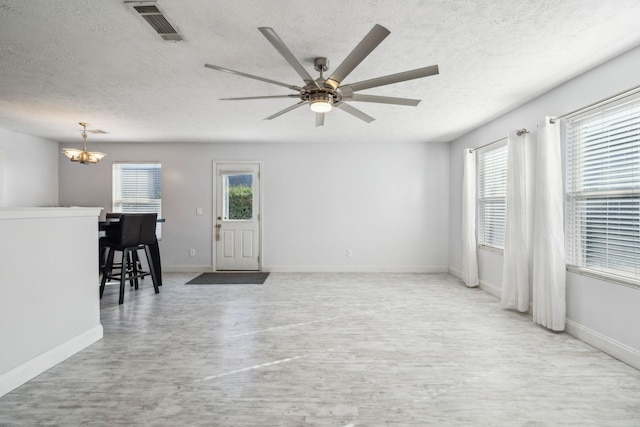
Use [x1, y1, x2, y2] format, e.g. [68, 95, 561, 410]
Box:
[549, 83, 640, 123]
[469, 129, 528, 153]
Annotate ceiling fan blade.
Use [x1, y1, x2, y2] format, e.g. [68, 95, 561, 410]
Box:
[336, 102, 375, 123]
[315, 112, 325, 127]
[345, 94, 421, 106]
[265, 100, 306, 120]
[220, 95, 300, 101]
[204, 63, 301, 91]
[324, 24, 390, 90]
[343, 65, 439, 92]
[258, 27, 319, 88]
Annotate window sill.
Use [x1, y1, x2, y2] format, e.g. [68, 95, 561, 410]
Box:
[478, 245, 504, 255]
[566, 266, 640, 290]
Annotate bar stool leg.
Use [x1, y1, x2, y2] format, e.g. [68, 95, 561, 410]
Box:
[119, 248, 129, 305]
[100, 248, 115, 298]
[144, 245, 160, 294]
[132, 251, 140, 290]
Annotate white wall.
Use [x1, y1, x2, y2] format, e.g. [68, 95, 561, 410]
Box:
[0, 128, 59, 207]
[448, 45, 640, 367]
[59, 140, 450, 272]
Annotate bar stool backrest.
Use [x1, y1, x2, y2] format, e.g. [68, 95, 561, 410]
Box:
[116, 214, 143, 248]
[139, 213, 158, 246]
[104, 213, 122, 238]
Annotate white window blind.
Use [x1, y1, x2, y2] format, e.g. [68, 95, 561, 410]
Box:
[566, 97, 640, 284]
[112, 162, 162, 238]
[478, 143, 508, 250]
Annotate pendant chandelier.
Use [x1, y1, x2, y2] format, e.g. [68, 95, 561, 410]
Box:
[62, 122, 107, 164]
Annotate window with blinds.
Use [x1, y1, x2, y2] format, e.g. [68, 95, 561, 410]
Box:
[478, 143, 508, 250]
[565, 97, 640, 284]
[112, 162, 162, 238]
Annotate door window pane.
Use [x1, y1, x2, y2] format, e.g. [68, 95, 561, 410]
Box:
[223, 173, 253, 220]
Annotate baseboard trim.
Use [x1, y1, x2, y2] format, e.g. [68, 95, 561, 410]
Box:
[448, 266, 462, 279]
[262, 265, 449, 273]
[479, 279, 501, 299]
[166, 265, 450, 274]
[163, 265, 214, 273]
[565, 319, 640, 370]
[0, 324, 103, 398]
[447, 267, 502, 298]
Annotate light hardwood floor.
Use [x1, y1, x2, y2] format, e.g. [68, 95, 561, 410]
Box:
[1, 273, 639, 426]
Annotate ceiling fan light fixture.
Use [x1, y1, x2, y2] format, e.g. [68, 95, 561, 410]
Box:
[204, 25, 439, 126]
[62, 122, 107, 165]
[309, 92, 333, 113]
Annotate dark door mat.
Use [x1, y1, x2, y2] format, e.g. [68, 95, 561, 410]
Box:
[186, 272, 269, 285]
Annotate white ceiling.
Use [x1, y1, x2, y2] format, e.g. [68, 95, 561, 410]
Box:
[1, 0, 640, 145]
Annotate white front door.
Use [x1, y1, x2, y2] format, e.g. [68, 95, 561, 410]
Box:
[215, 163, 261, 271]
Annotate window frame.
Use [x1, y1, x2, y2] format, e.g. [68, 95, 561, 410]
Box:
[564, 96, 640, 287]
[112, 161, 163, 239]
[477, 141, 508, 253]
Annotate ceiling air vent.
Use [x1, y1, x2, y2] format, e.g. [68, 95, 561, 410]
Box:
[125, 1, 183, 42]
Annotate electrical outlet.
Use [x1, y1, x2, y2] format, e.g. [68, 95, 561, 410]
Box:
[189, 248, 196, 257]
[346, 249, 353, 257]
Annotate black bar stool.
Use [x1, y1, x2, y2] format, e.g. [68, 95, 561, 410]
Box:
[100, 213, 160, 304]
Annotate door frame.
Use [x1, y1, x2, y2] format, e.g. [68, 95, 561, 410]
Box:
[212, 160, 263, 272]
[0, 149, 4, 207]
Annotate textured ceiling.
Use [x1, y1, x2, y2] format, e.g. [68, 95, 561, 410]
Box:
[1, 0, 640, 145]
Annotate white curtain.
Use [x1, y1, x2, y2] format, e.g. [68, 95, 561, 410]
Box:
[532, 118, 566, 331]
[462, 149, 479, 287]
[501, 130, 529, 311]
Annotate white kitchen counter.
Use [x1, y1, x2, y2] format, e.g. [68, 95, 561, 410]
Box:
[0, 207, 103, 397]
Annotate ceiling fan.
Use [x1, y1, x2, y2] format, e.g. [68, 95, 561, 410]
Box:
[204, 24, 439, 127]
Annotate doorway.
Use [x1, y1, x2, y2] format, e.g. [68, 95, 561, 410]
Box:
[214, 162, 261, 271]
